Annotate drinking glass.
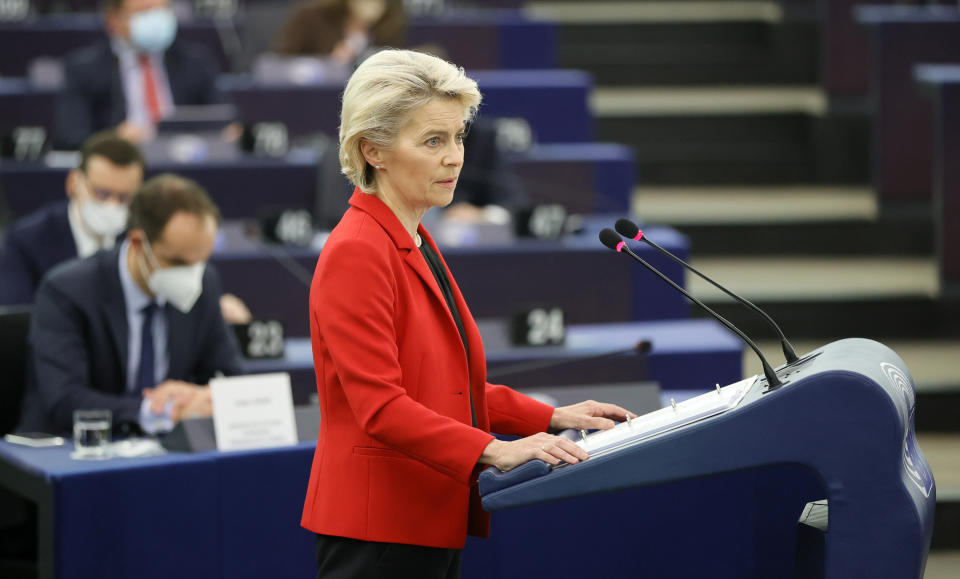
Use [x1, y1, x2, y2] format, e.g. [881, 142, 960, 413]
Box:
[72, 409, 112, 460]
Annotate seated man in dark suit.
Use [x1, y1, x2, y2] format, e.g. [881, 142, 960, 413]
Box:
[17, 174, 244, 436]
[53, 0, 222, 149]
[0, 131, 144, 305]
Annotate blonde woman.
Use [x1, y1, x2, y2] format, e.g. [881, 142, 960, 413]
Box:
[301, 49, 633, 578]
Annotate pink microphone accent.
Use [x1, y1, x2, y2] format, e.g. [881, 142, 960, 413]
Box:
[616, 241, 626, 253]
[633, 230, 644, 241]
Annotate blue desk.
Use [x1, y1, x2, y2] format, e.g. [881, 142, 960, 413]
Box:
[407, 10, 556, 70]
[0, 10, 554, 76]
[915, 64, 960, 293]
[0, 441, 219, 579]
[0, 143, 633, 221]
[248, 318, 743, 405]
[0, 438, 824, 579]
[1, 376, 826, 579]
[0, 79, 55, 134]
[0, 440, 316, 579]
[212, 225, 691, 338]
[220, 69, 592, 143]
[0, 153, 319, 221]
[0, 15, 231, 77]
[856, 6, 960, 203]
[511, 143, 635, 214]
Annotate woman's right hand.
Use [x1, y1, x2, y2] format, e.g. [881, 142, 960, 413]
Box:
[479, 433, 589, 472]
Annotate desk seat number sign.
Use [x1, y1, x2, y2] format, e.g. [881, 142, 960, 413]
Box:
[210, 372, 298, 451]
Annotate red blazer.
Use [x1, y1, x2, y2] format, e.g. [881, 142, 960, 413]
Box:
[301, 189, 555, 549]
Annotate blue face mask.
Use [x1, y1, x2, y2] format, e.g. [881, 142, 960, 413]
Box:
[129, 8, 178, 54]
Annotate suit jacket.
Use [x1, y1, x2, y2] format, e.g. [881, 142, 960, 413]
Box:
[0, 202, 77, 306]
[53, 40, 222, 149]
[300, 190, 554, 549]
[16, 246, 244, 434]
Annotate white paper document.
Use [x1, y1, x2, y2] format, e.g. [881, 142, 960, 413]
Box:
[575, 376, 756, 458]
[210, 372, 298, 451]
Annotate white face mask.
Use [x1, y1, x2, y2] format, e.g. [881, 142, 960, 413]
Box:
[129, 7, 178, 54]
[77, 176, 129, 238]
[81, 199, 128, 238]
[141, 239, 206, 313]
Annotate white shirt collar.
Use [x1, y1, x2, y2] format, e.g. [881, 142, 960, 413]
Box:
[67, 199, 116, 259]
[110, 36, 137, 63]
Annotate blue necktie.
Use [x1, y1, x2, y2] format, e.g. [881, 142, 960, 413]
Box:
[137, 302, 157, 392]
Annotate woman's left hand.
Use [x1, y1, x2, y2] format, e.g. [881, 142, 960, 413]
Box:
[549, 400, 637, 433]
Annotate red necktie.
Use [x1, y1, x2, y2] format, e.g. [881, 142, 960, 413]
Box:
[139, 53, 161, 123]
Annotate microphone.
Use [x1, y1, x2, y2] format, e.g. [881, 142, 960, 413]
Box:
[614, 218, 798, 364]
[599, 228, 783, 389]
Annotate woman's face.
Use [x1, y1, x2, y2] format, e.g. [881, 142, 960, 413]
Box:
[369, 98, 467, 216]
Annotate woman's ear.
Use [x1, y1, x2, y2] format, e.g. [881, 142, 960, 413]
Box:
[359, 140, 383, 169]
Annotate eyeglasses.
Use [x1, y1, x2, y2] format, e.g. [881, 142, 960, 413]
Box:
[80, 174, 135, 205]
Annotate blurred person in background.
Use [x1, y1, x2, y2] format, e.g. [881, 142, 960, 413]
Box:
[302, 49, 632, 577]
[274, 0, 405, 66]
[0, 131, 251, 323]
[0, 131, 143, 304]
[16, 174, 244, 437]
[53, 0, 221, 149]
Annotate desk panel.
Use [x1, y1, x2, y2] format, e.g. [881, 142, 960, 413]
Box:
[221, 69, 592, 143]
[408, 11, 556, 70]
[0, 9, 553, 75]
[215, 444, 316, 579]
[0, 15, 230, 77]
[212, 226, 690, 337]
[0, 155, 318, 220]
[0, 80, 56, 134]
[0, 442, 218, 579]
[57, 459, 220, 578]
[247, 318, 742, 405]
[0, 424, 823, 578]
[0, 145, 632, 221]
[511, 143, 635, 214]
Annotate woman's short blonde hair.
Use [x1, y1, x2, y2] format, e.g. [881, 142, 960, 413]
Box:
[339, 49, 482, 193]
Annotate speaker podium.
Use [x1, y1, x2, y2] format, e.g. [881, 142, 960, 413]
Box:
[479, 338, 935, 579]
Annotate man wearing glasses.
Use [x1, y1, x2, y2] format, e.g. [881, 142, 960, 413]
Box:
[0, 131, 143, 305]
[16, 173, 244, 436]
[0, 131, 253, 321]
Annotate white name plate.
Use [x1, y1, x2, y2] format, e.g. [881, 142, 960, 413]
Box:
[210, 372, 298, 451]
